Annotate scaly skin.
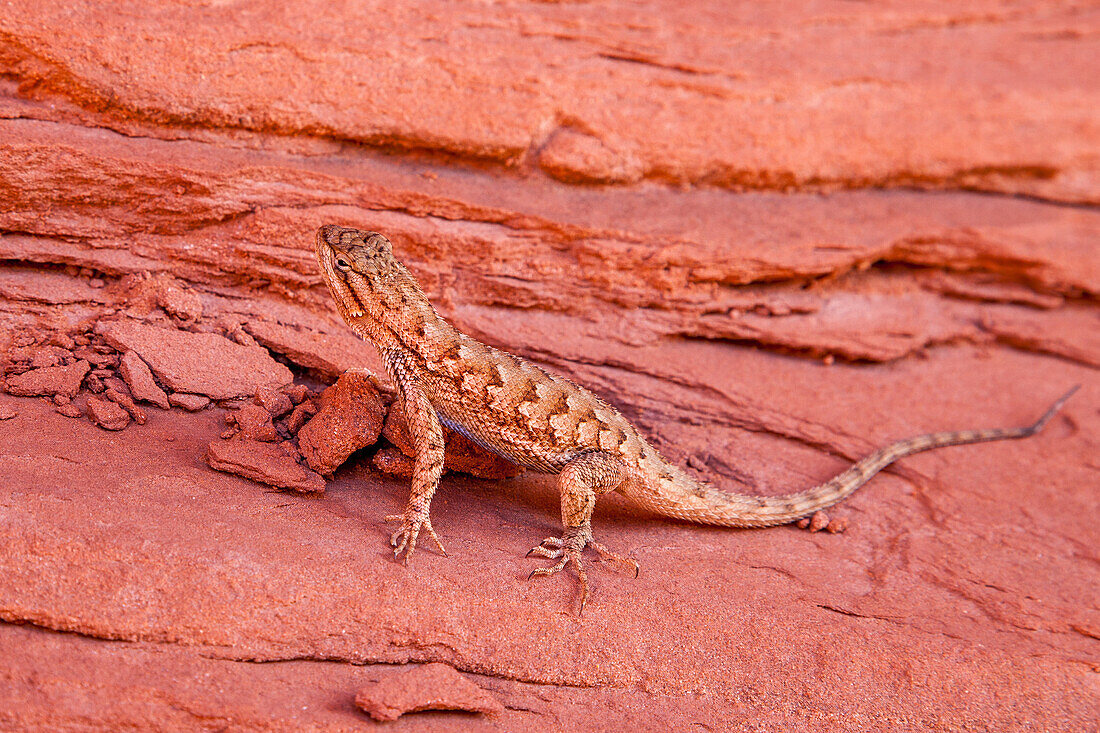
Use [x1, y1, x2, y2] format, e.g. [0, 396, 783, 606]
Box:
[315, 224, 1077, 612]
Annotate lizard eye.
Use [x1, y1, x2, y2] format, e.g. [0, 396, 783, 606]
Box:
[335, 258, 350, 271]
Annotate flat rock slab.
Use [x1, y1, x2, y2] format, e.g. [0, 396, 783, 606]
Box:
[96, 321, 292, 400]
[244, 319, 384, 380]
[354, 663, 503, 721]
[119, 350, 169, 409]
[4, 360, 90, 398]
[205, 438, 326, 493]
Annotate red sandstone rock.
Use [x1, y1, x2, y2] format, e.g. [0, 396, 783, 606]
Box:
[86, 395, 130, 431]
[0, 402, 17, 420]
[104, 387, 146, 425]
[168, 392, 210, 411]
[827, 517, 849, 534]
[55, 403, 83, 419]
[119, 350, 169, 409]
[284, 398, 319, 433]
[371, 447, 415, 479]
[244, 320, 375, 381]
[282, 383, 311, 405]
[230, 403, 279, 443]
[96, 321, 292, 400]
[383, 405, 523, 480]
[808, 511, 830, 533]
[29, 345, 70, 368]
[205, 438, 326, 494]
[253, 386, 293, 418]
[297, 371, 386, 475]
[354, 663, 503, 722]
[4, 360, 90, 398]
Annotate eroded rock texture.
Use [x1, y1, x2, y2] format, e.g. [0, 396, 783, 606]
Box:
[0, 2, 1096, 730]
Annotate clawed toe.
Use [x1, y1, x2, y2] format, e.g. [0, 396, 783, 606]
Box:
[384, 511, 447, 563]
[524, 530, 636, 613]
[525, 536, 564, 559]
[589, 538, 640, 578]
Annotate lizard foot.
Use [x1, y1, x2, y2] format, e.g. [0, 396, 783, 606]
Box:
[384, 510, 448, 563]
[525, 528, 638, 613]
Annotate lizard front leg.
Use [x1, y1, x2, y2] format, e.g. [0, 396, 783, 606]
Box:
[527, 451, 638, 612]
[385, 379, 447, 562]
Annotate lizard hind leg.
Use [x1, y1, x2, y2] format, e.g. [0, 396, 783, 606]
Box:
[526, 451, 637, 613]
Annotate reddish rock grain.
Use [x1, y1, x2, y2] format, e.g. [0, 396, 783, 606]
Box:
[297, 370, 386, 475]
[167, 392, 209, 411]
[96, 321, 292, 400]
[205, 438, 326, 494]
[104, 387, 146, 425]
[284, 398, 319, 433]
[371, 447, 415, 479]
[55, 403, 83, 418]
[119, 350, 169, 409]
[3, 360, 90, 398]
[86, 394, 130, 430]
[253, 386, 293, 418]
[354, 663, 503, 722]
[229, 403, 279, 443]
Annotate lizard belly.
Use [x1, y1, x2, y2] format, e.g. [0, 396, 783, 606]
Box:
[436, 409, 580, 473]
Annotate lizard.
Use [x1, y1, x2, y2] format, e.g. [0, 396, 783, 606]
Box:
[315, 224, 1078, 612]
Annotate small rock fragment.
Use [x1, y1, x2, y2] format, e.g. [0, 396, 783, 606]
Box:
[0, 402, 17, 420]
[84, 373, 105, 393]
[282, 383, 311, 404]
[169, 392, 210, 411]
[384, 406, 523, 480]
[826, 517, 849, 534]
[254, 386, 294, 418]
[5, 360, 90, 398]
[119, 350, 170, 409]
[808, 511, 830, 533]
[354, 663, 503, 722]
[205, 439, 326, 493]
[30, 346, 71, 369]
[105, 388, 147, 425]
[56, 404, 83, 418]
[298, 371, 386, 474]
[284, 399, 319, 433]
[103, 376, 129, 394]
[86, 395, 131, 431]
[371, 447, 415, 479]
[52, 394, 71, 406]
[48, 332, 75, 350]
[796, 517, 811, 529]
[231, 403, 280, 442]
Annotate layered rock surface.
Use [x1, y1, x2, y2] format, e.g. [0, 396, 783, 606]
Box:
[0, 2, 1097, 730]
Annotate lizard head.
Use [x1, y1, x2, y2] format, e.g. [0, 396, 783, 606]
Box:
[315, 224, 428, 337]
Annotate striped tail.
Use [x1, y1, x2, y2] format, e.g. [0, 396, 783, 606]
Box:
[624, 386, 1078, 528]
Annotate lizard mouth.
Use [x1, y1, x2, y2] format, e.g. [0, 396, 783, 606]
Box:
[316, 227, 367, 321]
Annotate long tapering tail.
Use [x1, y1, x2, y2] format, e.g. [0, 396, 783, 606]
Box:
[622, 386, 1079, 528]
